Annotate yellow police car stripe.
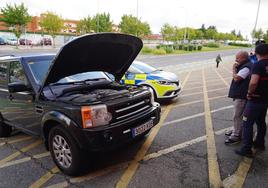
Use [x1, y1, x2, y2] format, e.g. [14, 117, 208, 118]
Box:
[125, 80, 135, 85]
[135, 74, 147, 80]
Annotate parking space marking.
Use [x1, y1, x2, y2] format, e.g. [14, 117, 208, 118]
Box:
[29, 166, 60, 188]
[143, 126, 232, 162]
[202, 69, 222, 187]
[215, 69, 230, 87]
[0, 152, 50, 169]
[180, 87, 226, 98]
[116, 71, 192, 188]
[164, 105, 233, 126]
[46, 162, 129, 188]
[0, 139, 42, 166]
[0, 136, 32, 147]
[222, 158, 252, 188]
[183, 82, 227, 92]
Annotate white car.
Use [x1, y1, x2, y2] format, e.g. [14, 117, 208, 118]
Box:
[6, 38, 18, 46]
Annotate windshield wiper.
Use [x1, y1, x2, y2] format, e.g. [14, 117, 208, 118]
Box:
[50, 78, 108, 86]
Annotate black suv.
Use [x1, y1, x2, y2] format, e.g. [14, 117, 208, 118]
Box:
[0, 33, 161, 175]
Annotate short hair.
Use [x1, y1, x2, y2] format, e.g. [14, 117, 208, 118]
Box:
[255, 44, 268, 56]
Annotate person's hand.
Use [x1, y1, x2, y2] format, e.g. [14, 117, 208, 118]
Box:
[233, 63, 239, 68]
[247, 93, 260, 100]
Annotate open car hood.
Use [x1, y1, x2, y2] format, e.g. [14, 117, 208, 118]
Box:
[42, 33, 143, 87]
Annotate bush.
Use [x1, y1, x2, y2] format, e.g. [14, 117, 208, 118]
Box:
[141, 46, 153, 54]
[165, 47, 174, 54]
[183, 45, 188, 51]
[152, 48, 166, 55]
[188, 45, 194, 51]
[204, 42, 219, 48]
[197, 45, 202, 51]
[228, 42, 252, 47]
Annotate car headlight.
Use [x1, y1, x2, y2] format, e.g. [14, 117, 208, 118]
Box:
[81, 105, 112, 128]
[157, 80, 173, 85]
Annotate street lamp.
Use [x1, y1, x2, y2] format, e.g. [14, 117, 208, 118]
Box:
[136, 0, 139, 37]
[252, 0, 261, 43]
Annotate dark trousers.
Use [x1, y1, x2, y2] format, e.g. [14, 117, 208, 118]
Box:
[216, 62, 220, 68]
[241, 101, 268, 152]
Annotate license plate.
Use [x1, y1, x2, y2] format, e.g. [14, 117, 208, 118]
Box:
[132, 120, 154, 137]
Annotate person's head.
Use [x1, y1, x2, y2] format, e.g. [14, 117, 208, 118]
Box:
[255, 40, 265, 47]
[235, 51, 249, 64]
[255, 44, 268, 60]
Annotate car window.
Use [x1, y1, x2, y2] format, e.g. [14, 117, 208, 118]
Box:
[132, 62, 157, 74]
[128, 65, 143, 74]
[0, 62, 8, 87]
[9, 61, 28, 84]
[28, 59, 52, 84]
[58, 71, 111, 83]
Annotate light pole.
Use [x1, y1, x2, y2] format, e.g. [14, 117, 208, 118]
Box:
[136, 0, 139, 37]
[179, 7, 188, 43]
[252, 0, 261, 42]
[97, 0, 100, 33]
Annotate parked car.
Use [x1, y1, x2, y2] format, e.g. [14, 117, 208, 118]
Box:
[19, 38, 32, 45]
[121, 61, 181, 100]
[6, 38, 18, 46]
[40, 37, 52, 45]
[0, 33, 161, 175]
[0, 37, 6, 45]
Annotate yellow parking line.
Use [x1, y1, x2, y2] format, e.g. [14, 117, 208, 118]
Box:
[29, 166, 60, 188]
[202, 69, 222, 187]
[46, 162, 129, 188]
[116, 71, 192, 188]
[215, 69, 230, 87]
[180, 87, 226, 98]
[0, 136, 32, 147]
[222, 158, 253, 188]
[0, 139, 42, 166]
[0, 152, 50, 169]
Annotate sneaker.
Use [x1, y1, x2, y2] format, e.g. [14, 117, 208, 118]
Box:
[225, 138, 240, 145]
[225, 130, 233, 137]
[235, 149, 253, 158]
[253, 142, 265, 151]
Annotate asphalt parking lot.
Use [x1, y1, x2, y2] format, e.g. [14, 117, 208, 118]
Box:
[1, 52, 268, 188]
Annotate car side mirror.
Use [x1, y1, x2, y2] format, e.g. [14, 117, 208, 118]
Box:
[8, 82, 32, 93]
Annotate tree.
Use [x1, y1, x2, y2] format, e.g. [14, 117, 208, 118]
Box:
[0, 3, 32, 47]
[251, 28, 264, 40]
[39, 12, 64, 47]
[77, 16, 93, 34]
[119, 15, 151, 37]
[160, 23, 175, 42]
[91, 13, 113, 33]
[263, 30, 268, 44]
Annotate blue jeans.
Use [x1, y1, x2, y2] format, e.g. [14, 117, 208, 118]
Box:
[241, 101, 268, 152]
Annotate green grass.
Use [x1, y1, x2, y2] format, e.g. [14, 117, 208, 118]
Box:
[141, 45, 248, 55]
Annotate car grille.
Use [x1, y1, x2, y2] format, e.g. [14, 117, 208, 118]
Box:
[110, 97, 151, 123]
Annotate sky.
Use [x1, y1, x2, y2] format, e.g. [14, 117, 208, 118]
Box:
[0, 0, 267, 39]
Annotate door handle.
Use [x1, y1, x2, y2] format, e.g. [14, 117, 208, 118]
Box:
[9, 95, 14, 100]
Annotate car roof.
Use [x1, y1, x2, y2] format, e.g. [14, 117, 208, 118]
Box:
[0, 54, 55, 62]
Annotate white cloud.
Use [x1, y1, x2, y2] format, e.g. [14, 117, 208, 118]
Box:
[0, 0, 267, 38]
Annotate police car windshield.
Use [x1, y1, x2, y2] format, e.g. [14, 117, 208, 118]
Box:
[132, 61, 157, 74]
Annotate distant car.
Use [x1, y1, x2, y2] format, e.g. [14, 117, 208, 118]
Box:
[40, 38, 52, 45]
[0, 37, 6, 45]
[121, 61, 181, 100]
[19, 38, 32, 45]
[6, 38, 18, 46]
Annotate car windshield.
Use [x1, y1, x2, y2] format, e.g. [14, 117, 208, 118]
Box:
[28, 58, 111, 85]
[132, 61, 157, 74]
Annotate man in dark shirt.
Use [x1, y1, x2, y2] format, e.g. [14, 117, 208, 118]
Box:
[235, 44, 268, 157]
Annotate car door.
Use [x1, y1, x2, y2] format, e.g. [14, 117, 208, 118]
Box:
[0, 61, 10, 119]
[4, 61, 40, 135]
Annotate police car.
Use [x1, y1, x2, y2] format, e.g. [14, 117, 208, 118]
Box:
[121, 61, 181, 100]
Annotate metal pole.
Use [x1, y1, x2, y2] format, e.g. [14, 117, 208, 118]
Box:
[136, 0, 139, 36]
[97, 0, 100, 33]
[252, 0, 261, 42]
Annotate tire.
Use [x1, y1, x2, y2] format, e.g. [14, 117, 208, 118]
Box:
[48, 126, 86, 176]
[0, 121, 12, 137]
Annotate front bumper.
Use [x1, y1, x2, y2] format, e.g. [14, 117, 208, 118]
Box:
[68, 102, 161, 151]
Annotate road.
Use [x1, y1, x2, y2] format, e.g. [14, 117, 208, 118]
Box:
[0, 48, 267, 188]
